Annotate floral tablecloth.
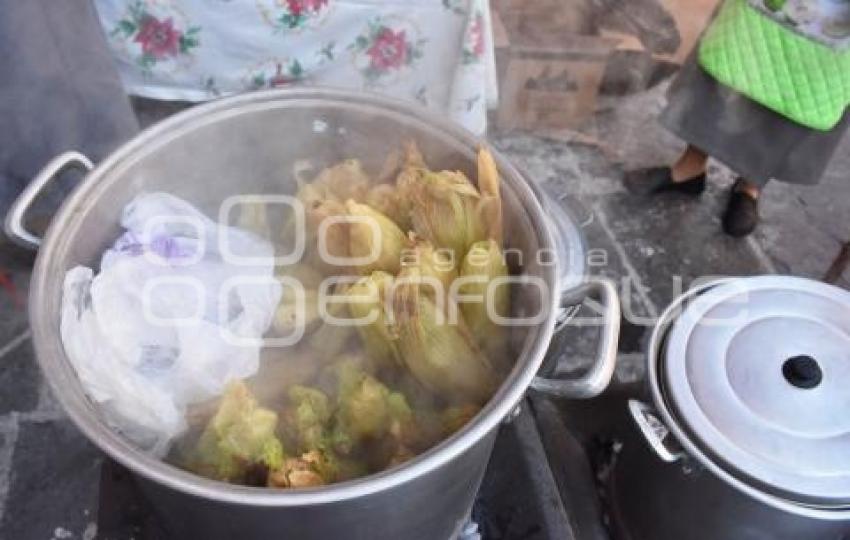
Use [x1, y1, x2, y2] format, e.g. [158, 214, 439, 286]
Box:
[94, 0, 497, 134]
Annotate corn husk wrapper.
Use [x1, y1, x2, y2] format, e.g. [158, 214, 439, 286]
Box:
[346, 200, 406, 275]
[276, 446, 364, 487]
[395, 148, 501, 256]
[284, 159, 370, 260]
[337, 374, 392, 441]
[346, 272, 401, 372]
[403, 140, 427, 169]
[309, 159, 371, 203]
[188, 381, 284, 484]
[392, 268, 495, 404]
[303, 199, 349, 274]
[268, 450, 331, 488]
[459, 240, 510, 365]
[376, 150, 402, 184]
[476, 148, 503, 245]
[273, 264, 326, 335]
[268, 457, 324, 488]
[441, 404, 481, 436]
[401, 169, 484, 259]
[374, 141, 426, 188]
[329, 360, 412, 456]
[295, 182, 327, 211]
[393, 165, 420, 223]
[284, 385, 332, 452]
[401, 234, 457, 296]
[367, 184, 411, 232]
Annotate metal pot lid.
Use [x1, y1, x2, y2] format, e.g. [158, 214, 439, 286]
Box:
[663, 276, 850, 507]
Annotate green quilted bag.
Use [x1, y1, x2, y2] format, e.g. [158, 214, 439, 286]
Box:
[699, 0, 850, 131]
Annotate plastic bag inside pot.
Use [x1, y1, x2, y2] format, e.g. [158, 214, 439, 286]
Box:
[60, 192, 282, 456]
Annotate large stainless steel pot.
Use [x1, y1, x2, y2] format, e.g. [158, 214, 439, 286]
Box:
[4, 89, 620, 540]
[613, 276, 850, 540]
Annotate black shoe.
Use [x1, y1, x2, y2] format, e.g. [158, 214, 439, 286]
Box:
[722, 183, 760, 237]
[624, 167, 706, 196]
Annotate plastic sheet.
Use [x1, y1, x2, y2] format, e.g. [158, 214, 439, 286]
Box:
[60, 192, 282, 456]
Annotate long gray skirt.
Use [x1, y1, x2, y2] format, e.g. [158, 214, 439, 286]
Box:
[660, 52, 850, 187]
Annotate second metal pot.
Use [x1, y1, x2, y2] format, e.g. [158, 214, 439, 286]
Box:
[614, 276, 850, 540]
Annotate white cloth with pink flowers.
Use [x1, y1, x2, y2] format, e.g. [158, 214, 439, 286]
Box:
[94, 0, 497, 134]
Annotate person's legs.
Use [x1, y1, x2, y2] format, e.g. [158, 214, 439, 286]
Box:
[623, 144, 708, 195]
[671, 145, 708, 182]
[722, 177, 768, 237]
[735, 178, 764, 198]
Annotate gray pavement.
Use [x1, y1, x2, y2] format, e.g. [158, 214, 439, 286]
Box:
[0, 80, 846, 538]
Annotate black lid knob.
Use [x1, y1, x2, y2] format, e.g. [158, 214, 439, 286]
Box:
[782, 355, 822, 390]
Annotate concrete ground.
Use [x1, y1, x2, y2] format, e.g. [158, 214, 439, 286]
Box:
[0, 80, 846, 539]
[494, 80, 849, 386]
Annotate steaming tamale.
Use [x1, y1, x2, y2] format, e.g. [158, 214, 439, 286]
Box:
[346, 272, 401, 372]
[308, 159, 371, 203]
[459, 239, 510, 364]
[393, 268, 496, 404]
[367, 184, 411, 231]
[401, 169, 484, 258]
[176, 144, 513, 490]
[401, 234, 458, 295]
[346, 200, 407, 275]
[187, 382, 284, 484]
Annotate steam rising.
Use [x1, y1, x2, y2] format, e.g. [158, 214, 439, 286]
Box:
[167, 143, 533, 489]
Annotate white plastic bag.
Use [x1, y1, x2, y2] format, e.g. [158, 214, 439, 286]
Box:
[61, 192, 282, 456]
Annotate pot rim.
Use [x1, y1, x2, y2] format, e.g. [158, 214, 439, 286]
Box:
[646, 277, 850, 520]
[29, 88, 561, 506]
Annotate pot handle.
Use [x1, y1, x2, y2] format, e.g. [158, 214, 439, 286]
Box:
[4, 151, 93, 250]
[628, 399, 684, 463]
[531, 276, 620, 399]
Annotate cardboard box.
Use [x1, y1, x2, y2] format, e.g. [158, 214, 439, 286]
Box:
[490, 0, 721, 132]
[497, 40, 614, 131]
[496, 0, 595, 37]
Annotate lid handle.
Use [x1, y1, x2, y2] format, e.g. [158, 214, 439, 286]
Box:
[782, 355, 823, 390]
